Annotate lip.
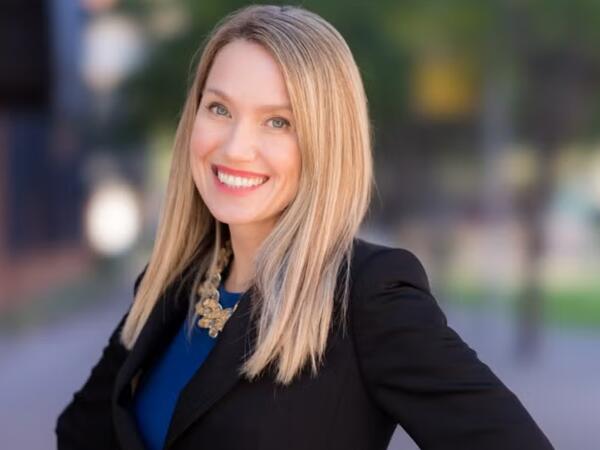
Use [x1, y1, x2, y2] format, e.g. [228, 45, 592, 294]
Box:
[212, 164, 269, 179]
[211, 164, 269, 196]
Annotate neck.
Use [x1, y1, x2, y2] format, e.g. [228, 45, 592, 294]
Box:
[224, 221, 274, 293]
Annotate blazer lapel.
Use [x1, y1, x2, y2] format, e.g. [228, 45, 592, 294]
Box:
[164, 288, 256, 448]
[112, 272, 196, 450]
[111, 269, 256, 450]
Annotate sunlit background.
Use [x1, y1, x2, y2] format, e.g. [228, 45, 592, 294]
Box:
[1, 1, 599, 448]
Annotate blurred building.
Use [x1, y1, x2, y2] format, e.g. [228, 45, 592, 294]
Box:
[0, 0, 90, 307]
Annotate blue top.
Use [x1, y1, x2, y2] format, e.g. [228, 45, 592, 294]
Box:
[132, 282, 242, 450]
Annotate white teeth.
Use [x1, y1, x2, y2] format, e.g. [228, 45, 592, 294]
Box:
[217, 170, 267, 188]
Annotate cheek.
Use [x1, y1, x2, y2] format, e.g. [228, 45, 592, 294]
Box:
[190, 119, 222, 159]
[269, 138, 301, 186]
[287, 140, 301, 181]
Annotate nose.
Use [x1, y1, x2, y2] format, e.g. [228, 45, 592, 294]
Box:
[221, 119, 258, 162]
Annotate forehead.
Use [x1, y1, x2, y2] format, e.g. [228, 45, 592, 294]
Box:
[204, 39, 290, 106]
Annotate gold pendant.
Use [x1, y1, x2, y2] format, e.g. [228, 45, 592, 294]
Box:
[194, 239, 237, 338]
[195, 291, 238, 338]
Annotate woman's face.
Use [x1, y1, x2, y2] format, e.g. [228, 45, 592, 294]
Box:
[190, 39, 300, 234]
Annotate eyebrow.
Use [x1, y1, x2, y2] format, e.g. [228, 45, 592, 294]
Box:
[203, 87, 292, 113]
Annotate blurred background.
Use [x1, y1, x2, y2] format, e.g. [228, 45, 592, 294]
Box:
[1, 0, 598, 448]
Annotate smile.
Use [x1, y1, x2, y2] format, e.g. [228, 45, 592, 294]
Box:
[217, 170, 267, 187]
[211, 165, 269, 195]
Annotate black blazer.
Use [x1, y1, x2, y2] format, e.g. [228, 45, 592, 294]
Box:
[56, 238, 553, 450]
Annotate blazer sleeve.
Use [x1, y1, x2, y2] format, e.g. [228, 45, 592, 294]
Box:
[55, 265, 147, 450]
[350, 248, 553, 449]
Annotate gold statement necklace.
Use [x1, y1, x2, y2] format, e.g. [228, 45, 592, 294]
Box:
[194, 239, 238, 338]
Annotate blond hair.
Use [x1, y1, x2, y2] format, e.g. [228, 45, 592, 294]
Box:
[120, 4, 373, 385]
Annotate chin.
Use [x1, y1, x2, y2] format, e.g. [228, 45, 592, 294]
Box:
[210, 210, 264, 226]
[212, 208, 283, 231]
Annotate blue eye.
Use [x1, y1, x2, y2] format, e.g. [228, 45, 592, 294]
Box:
[208, 103, 230, 117]
[268, 117, 290, 129]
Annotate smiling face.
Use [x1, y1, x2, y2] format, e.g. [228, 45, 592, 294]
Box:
[189, 39, 301, 236]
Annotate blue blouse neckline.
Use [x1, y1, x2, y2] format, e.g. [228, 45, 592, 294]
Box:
[132, 279, 243, 450]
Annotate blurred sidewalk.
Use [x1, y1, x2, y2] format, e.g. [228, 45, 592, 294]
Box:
[0, 279, 133, 450]
[1, 286, 597, 449]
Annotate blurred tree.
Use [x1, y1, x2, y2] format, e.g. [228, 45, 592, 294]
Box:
[116, 0, 414, 141]
[507, 0, 600, 358]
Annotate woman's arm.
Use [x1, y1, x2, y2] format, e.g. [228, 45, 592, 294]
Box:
[55, 267, 146, 449]
[350, 248, 554, 449]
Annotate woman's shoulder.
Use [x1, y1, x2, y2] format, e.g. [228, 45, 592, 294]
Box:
[350, 237, 431, 293]
[347, 236, 446, 329]
[348, 238, 553, 449]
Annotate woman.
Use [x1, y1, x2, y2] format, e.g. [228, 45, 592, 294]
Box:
[56, 5, 553, 450]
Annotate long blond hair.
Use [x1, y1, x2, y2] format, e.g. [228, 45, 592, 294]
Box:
[120, 4, 373, 385]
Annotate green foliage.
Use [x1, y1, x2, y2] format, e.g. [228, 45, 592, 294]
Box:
[116, 0, 600, 144]
[446, 280, 600, 328]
